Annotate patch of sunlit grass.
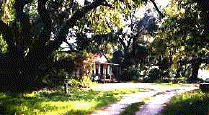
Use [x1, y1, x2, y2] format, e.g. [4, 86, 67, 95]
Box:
[93, 88, 143, 94]
[154, 83, 182, 87]
[0, 87, 143, 115]
[40, 101, 97, 115]
[121, 102, 145, 115]
[23, 92, 36, 97]
[162, 89, 209, 115]
[141, 96, 151, 103]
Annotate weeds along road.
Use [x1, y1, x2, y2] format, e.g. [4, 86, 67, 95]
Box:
[91, 83, 198, 115]
[91, 83, 197, 92]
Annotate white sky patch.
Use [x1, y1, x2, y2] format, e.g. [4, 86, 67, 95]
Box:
[135, 0, 170, 19]
[76, 0, 84, 6]
[155, 0, 170, 7]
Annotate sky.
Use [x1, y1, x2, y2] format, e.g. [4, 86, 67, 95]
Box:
[155, 0, 170, 7]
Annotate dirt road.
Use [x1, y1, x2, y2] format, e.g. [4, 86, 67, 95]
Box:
[91, 83, 198, 115]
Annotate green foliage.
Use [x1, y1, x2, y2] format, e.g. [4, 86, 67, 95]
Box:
[171, 50, 184, 70]
[122, 68, 141, 81]
[160, 0, 209, 55]
[0, 35, 7, 53]
[0, 0, 15, 23]
[89, 5, 124, 33]
[154, 0, 209, 81]
[68, 79, 81, 87]
[0, 92, 8, 99]
[81, 75, 92, 87]
[151, 38, 167, 56]
[26, 0, 39, 19]
[162, 90, 209, 115]
[163, 0, 185, 17]
[87, 0, 147, 34]
[147, 68, 162, 82]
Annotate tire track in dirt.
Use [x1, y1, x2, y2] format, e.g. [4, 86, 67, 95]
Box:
[91, 83, 198, 115]
[135, 87, 198, 115]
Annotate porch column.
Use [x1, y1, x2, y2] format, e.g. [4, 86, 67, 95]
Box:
[110, 65, 112, 76]
[104, 66, 106, 79]
[98, 63, 100, 75]
[108, 64, 111, 80]
[93, 63, 96, 75]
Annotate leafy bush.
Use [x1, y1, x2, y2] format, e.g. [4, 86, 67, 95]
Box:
[122, 69, 141, 81]
[68, 75, 93, 88]
[81, 75, 92, 87]
[147, 68, 162, 82]
[68, 79, 82, 88]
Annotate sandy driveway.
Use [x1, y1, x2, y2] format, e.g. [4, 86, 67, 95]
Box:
[91, 83, 198, 115]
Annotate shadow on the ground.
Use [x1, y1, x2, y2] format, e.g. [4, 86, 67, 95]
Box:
[120, 102, 145, 115]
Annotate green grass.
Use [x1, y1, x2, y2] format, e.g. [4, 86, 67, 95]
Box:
[0, 87, 144, 115]
[152, 82, 185, 87]
[162, 89, 209, 115]
[120, 102, 144, 115]
[0, 92, 8, 99]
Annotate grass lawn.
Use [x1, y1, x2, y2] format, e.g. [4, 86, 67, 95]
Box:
[120, 102, 145, 115]
[152, 82, 187, 87]
[0, 87, 144, 115]
[162, 89, 209, 115]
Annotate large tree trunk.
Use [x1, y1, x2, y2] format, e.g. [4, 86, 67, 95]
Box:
[190, 57, 201, 82]
[0, 0, 107, 93]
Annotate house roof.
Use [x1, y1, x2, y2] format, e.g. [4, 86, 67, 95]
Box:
[95, 54, 107, 63]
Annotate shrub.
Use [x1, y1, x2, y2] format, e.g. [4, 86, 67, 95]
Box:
[122, 69, 140, 81]
[147, 68, 162, 82]
[81, 75, 92, 88]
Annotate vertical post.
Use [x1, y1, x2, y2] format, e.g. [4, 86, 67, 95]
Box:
[116, 65, 118, 79]
[107, 64, 109, 75]
[64, 72, 69, 94]
[119, 66, 121, 76]
[108, 64, 111, 80]
[98, 63, 100, 75]
[93, 62, 96, 75]
[110, 64, 112, 76]
[104, 65, 106, 83]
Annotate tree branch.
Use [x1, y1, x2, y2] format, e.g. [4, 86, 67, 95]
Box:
[150, 0, 164, 19]
[38, 0, 52, 42]
[47, 0, 107, 54]
[14, 0, 31, 47]
[116, 34, 128, 51]
[0, 20, 14, 44]
[25, 0, 52, 63]
[102, 0, 114, 8]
